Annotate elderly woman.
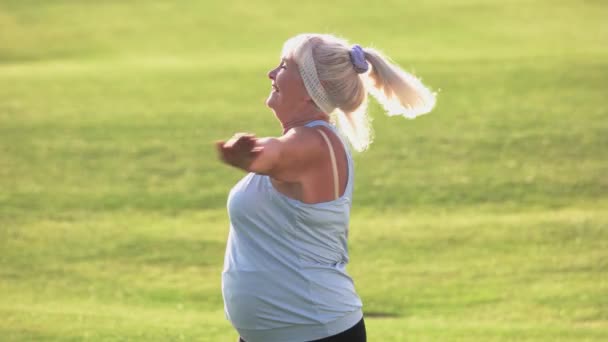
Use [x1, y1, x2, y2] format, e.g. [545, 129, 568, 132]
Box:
[216, 33, 435, 342]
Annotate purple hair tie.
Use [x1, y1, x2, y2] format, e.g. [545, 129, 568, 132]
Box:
[349, 44, 369, 74]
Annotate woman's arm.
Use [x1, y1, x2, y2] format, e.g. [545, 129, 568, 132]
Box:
[216, 127, 324, 182]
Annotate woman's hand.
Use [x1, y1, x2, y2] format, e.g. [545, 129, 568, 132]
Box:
[215, 133, 264, 171]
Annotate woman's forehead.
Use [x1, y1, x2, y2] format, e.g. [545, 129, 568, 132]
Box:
[277, 55, 297, 69]
[281, 37, 305, 59]
[280, 49, 295, 61]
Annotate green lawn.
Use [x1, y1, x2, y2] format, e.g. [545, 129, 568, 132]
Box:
[1, 0, 607, 341]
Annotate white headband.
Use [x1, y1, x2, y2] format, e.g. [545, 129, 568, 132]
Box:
[297, 45, 336, 114]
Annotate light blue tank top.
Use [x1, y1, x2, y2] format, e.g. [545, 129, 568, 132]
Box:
[222, 120, 363, 342]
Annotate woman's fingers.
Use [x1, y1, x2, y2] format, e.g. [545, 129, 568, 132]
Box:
[224, 133, 255, 149]
[234, 136, 256, 152]
[216, 133, 261, 169]
[215, 140, 231, 163]
[226, 133, 257, 153]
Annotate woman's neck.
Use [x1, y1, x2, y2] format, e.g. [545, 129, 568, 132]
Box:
[280, 113, 329, 134]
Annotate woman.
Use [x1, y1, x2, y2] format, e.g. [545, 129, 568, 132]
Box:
[216, 33, 435, 342]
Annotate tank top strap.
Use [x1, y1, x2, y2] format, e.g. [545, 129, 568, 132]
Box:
[304, 120, 354, 198]
[304, 120, 349, 150]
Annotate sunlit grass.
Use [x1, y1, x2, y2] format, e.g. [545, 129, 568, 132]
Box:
[1, 0, 607, 340]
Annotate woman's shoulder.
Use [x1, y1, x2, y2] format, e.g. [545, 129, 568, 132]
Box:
[280, 126, 326, 150]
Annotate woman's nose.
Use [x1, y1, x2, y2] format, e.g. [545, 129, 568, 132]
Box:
[268, 67, 277, 80]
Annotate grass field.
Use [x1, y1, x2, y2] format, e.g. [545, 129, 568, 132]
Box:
[1, 0, 607, 341]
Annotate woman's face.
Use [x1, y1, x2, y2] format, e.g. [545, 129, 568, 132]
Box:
[265, 57, 310, 116]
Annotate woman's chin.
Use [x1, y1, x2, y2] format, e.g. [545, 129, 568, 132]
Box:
[266, 92, 278, 109]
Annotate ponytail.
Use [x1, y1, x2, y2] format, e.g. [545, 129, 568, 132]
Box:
[363, 48, 436, 119]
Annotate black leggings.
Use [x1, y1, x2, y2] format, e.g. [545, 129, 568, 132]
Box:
[239, 318, 366, 342]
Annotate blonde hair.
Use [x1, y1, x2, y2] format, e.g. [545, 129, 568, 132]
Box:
[282, 33, 436, 152]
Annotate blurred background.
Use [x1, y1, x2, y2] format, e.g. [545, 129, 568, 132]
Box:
[1, 0, 607, 341]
